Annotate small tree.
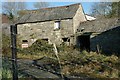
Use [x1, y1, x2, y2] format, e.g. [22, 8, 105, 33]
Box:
[108, 2, 120, 17]
[2, 1, 27, 23]
[90, 2, 112, 17]
[90, 2, 120, 18]
[2, 34, 11, 57]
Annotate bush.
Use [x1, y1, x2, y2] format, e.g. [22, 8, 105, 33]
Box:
[57, 43, 76, 52]
[2, 57, 30, 79]
[17, 39, 119, 78]
[18, 39, 54, 55]
[2, 58, 12, 79]
[2, 34, 11, 57]
[59, 51, 119, 78]
[2, 68, 12, 79]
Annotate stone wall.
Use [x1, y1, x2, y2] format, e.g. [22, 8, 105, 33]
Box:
[72, 5, 87, 45]
[90, 26, 120, 55]
[77, 18, 120, 55]
[73, 5, 86, 34]
[17, 19, 73, 46]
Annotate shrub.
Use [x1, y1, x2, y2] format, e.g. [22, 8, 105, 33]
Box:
[57, 50, 119, 78]
[2, 57, 30, 79]
[17, 39, 119, 78]
[18, 39, 54, 55]
[2, 68, 12, 79]
[57, 43, 76, 52]
[2, 34, 11, 57]
[2, 58, 12, 79]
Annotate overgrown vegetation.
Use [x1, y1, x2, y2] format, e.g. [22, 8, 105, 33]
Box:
[17, 39, 119, 78]
[2, 34, 11, 57]
[2, 58, 12, 79]
[17, 39, 55, 59]
[2, 57, 31, 79]
[58, 51, 119, 78]
[18, 39, 54, 54]
[3, 37, 119, 78]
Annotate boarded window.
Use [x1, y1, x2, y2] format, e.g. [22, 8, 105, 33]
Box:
[54, 21, 60, 30]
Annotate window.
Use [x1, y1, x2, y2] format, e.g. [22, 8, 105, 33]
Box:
[62, 38, 70, 42]
[22, 40, 28, 48]
[41, 38, 48, 42]
[54, 21, 60, 30]
[22, 40, 28, 43]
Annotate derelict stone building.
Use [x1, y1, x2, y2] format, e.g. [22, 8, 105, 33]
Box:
[76, 17, 120, 55]
[16, 3, 87, 47]
[16, 3, 120, 55]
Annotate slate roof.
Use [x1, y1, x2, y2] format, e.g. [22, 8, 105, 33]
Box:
[17, 3, 81, 24]
[77, 17, 120, 33]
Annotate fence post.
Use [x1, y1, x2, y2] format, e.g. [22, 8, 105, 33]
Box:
[10, 24, 18, 80]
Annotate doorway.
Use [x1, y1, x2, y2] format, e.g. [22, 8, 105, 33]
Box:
[76, 35, 90, 52]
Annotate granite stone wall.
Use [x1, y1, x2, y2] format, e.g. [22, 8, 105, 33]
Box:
[17, 19, 73, 46]
[77, 18, 120, 55]
[90, 26, 120, 55]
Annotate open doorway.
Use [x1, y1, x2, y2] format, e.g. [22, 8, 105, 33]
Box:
[76, 35, 90, 52]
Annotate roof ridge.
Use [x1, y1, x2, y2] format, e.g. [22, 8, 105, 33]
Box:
[41, 3, 80, 10]
[17, 3, 81, 24]
[24, 3, 80, 12]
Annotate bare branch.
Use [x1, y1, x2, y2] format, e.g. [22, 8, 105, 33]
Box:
[2, 2, 27, 16]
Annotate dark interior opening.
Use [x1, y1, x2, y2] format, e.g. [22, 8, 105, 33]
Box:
[41, 38, 48, 42]
[22, 40, 28, 43]
[62, 38, 70, 42]
[76, 35, 90, 52]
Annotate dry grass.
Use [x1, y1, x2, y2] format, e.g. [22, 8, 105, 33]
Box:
[59, 51, 119, 78]
[17, 53, 44, 60]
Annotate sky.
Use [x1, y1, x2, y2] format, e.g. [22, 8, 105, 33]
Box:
[26, 2, 94, 14]
[0, 2, 94, 14]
